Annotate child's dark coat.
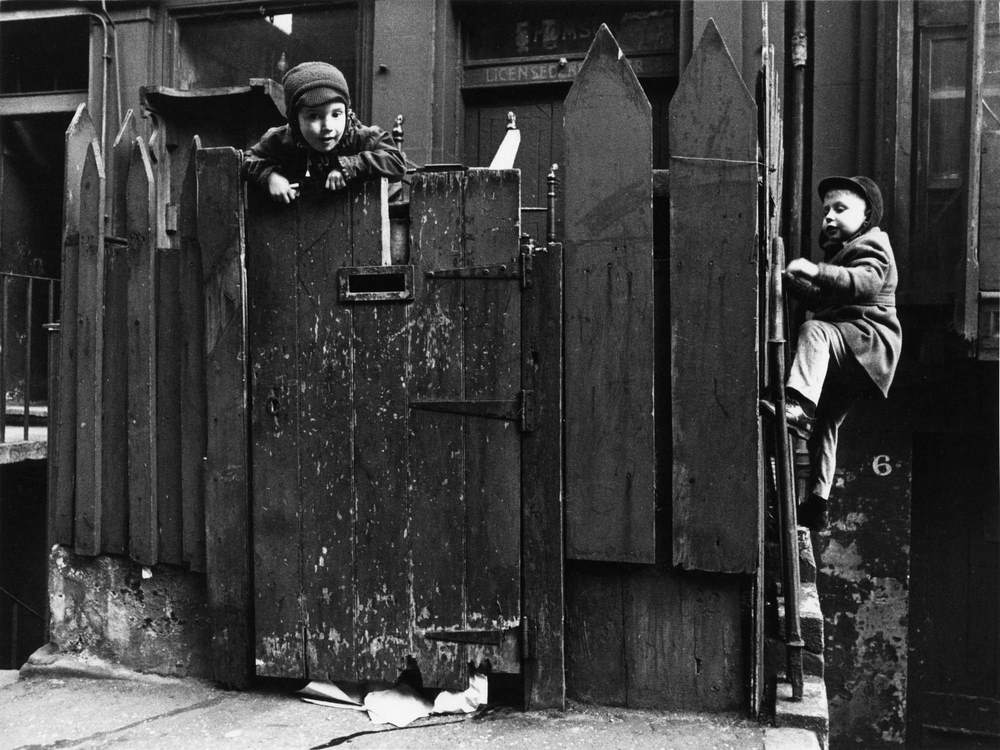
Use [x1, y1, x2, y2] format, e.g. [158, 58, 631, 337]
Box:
[243, 115, 405, 188]
[788, 226, 902, 397]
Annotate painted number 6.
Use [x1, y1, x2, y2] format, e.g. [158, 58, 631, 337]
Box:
[872, 454, 893, 477]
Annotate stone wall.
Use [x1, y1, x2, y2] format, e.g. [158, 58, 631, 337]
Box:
[48, 546, 211, 678]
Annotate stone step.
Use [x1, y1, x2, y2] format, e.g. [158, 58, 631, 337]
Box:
[775, 675, 829, 748]
[764, 726, 823, 750]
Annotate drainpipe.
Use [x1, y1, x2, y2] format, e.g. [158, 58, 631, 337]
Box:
[788, 0, 807, 264]
[788, 0, 812, 513]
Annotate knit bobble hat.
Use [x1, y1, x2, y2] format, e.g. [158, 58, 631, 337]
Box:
[282, 61, 351, 116]
[818, 175, 884, 229]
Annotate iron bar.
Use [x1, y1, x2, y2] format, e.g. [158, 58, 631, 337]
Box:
[24, 277, 33, 440]
[1, 276, 7, 444]
[788, 0, 807, 266]
[546, 163, 559, 244]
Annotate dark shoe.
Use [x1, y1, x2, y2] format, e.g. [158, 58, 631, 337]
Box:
[759, 398, 815, 440]
[797, 494, 828, 531]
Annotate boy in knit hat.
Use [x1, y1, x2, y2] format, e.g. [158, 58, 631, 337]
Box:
[762, 176, 902, 530]
[244, 61, 405, 202]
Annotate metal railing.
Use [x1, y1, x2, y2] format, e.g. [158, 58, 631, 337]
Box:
[766, 237, 804, 700]
[0, 271, 59, 443]
[1, 585, 43, 668]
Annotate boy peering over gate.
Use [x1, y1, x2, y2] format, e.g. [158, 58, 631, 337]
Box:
[243, 61, 405, 202]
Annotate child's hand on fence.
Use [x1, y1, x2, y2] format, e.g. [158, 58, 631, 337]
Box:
[786, 257, 819, 280]
[783, 270, 822, 299]
[325, 169, 347, 191]
[268, 173, 300, 203]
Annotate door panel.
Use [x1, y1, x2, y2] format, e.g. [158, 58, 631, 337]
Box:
[248, 174, 527, 688]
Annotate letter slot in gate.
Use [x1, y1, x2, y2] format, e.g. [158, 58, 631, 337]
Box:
[337, 264, 414, 302]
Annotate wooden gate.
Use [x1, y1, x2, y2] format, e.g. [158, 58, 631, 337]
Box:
[222, 168, 563, 702]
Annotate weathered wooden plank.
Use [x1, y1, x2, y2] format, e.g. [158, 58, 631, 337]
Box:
[407, 170, 468, 687]
[521, 238, 565, 709]
[155, 245, 183, 565]
[247, 186, 304, 678]
[463, 168, 521, 639]
[563, 25, 655, 563]
[100, 236, 129, 554]
[179, 136, 206, 571]
[669, 20, 759, 573]
[297, 188, 356, 682]
[623, 568, 745, 711]
[564, 564, 626, 705]
[73, 141, 105, 556]
[198, 146, 251, 687]
[101, 113, 136, 554]
[352, 180, 411, 682]
[52, 104, 96, 546]
[126, 137, 158, 566]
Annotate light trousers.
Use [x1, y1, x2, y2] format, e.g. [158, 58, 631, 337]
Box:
[786, 319, 869, 499]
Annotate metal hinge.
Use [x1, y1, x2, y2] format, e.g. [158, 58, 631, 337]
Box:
[423, 238, 535, 290]
[409, 389, 535, 432]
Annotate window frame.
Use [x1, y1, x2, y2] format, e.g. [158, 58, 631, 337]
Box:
[164, 0, 373, 122]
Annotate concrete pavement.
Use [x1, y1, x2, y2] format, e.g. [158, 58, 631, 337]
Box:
[0, 657, 819, 750]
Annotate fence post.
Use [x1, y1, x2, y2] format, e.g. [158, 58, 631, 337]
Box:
[198, 146, 251, 688]
[179, 136, 207, 572]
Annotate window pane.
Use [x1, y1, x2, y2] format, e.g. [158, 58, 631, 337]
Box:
[176, 7, 358, 94]
[0, 18, 89, 94]
[929, 97, 965, 182]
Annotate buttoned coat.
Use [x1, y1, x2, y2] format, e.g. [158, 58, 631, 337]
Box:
[787, 227, 902, 397]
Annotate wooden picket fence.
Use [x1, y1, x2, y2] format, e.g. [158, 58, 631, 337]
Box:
[52, 21, 778, 706]
[53, 105, 207, 570]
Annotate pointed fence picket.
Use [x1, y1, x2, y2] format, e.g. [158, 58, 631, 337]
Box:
[73, 141, 105, 556]
[100, 113, 136, 554]
[669, 20, 760, 574]
[563, 23, 655, 564]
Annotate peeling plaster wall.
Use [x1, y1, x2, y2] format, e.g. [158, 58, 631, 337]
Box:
[816, 422, 911, 747]
[48, 546, 211, 678]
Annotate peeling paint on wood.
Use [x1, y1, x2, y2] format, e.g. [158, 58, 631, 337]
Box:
[243, 171, 535, 690]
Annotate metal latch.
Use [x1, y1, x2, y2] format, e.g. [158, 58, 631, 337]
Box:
[409, 389, 535, 432]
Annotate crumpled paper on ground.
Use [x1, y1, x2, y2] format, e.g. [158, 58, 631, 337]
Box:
[297, 672, 488, 727]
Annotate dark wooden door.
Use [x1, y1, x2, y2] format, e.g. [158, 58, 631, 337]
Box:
[464, 88, 566, 245]
[907, 432, 1000, 746]
[245, 171, 561, 697]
